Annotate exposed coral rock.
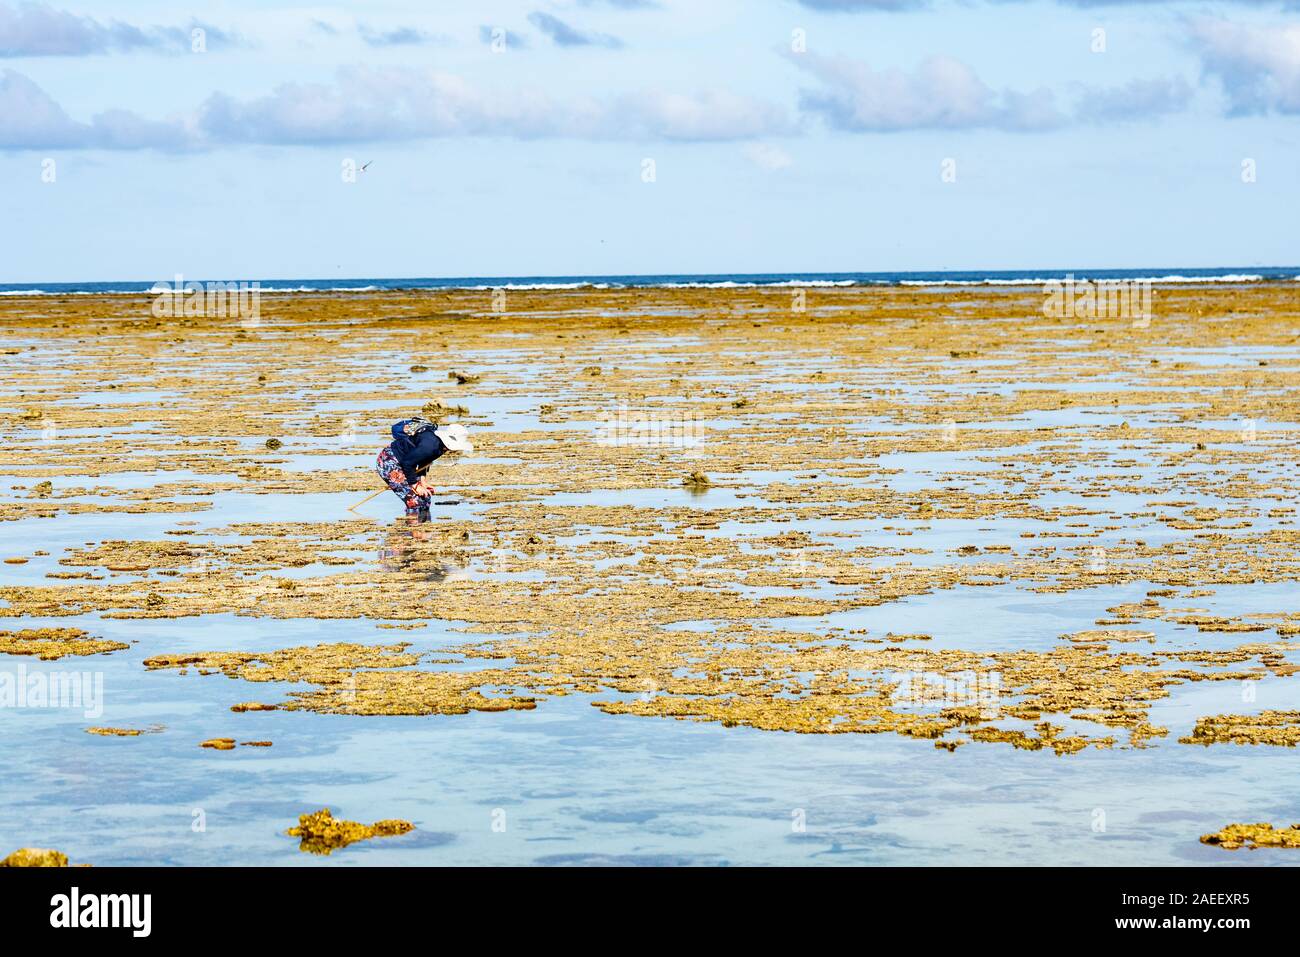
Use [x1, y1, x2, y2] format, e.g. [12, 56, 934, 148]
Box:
[1181, 711, 1300, 747]
[1, 848, 69, 867]
[85, 726, 163, 737]
[1201, 823, 1300, 850]
[0, 628, 128, 660]
[286, 808, 414, 855]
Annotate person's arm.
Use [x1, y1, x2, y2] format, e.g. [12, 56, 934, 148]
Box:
[412, 464, 433, 496]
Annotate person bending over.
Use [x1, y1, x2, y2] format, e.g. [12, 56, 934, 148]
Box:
[375, 417, 473, 517]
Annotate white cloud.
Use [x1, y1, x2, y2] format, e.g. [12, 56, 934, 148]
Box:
[1073, 76, 1193, 122]
[527, 12, 623, 48]
[0, 67, 77, 144]
[612, 89, 792, 140]
[357, 24, 448, 48]
[1188, 16, 1300, 115]
[0, 1, 237, 57]
[792, 51, 1064, 132]
[0, 68, 191, 148]
[0, 66, 791, 150]
[195, 68, 788, 143]
[743, 143, 794, 170]
[578, 0, 660, 8]
[795, 0, 929, 10]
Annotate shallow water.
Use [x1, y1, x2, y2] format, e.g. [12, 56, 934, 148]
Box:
[3, 622, 1297, 867]
[5, 287, 1300, 866]
[5, 466, 1298, 865]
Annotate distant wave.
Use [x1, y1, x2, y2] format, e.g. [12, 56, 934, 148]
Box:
[2, 270, 1295, 296]
[656, 279, 865, 288]
[439, 279, 864, 290]
[0, 284, 386, 296]
[0, 289, 110, 296]
[898, 273, 1269, 286]
[256, 285, 381, 293]
[455, 282, 618, 290]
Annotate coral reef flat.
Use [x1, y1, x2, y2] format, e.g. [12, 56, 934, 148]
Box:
[3, 283, 1300, 865]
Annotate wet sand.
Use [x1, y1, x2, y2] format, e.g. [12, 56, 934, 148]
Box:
[2, 282, 1300, 865]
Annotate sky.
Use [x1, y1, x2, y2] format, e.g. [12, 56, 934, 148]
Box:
[0, 0, 1297, 282]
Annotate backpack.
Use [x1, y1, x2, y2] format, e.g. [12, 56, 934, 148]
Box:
[398, 416, 437, 438]
[391, 417, 438, 446]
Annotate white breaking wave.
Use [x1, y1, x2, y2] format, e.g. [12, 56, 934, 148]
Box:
[0, 273, 1292, 295]
[0, 289, 130, 295]
[456, 282, 618, 290]
[899, 274, 1268, 286]
[656, 279, 866, 288]
[257, 285, 381, 293]
[899, 278, 1048, 286]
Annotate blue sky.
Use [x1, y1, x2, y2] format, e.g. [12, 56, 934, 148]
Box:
[1, 0, 1297, 281]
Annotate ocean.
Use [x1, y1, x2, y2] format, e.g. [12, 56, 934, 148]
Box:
[1, 266, 1297, 296]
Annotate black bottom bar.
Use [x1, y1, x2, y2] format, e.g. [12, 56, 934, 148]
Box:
[0, 866, 1290, 943]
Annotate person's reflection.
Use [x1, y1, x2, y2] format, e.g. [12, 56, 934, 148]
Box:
[379, 514, 465, 582]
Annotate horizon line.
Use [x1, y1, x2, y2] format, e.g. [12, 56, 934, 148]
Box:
[4, 265, 1299, 288]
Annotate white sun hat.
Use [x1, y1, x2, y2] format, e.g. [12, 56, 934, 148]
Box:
[435, 422, 474, 454]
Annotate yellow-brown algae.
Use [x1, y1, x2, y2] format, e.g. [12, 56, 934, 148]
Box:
[85, 726, 163, 737]
[1064, 629, 1155, 644]
[1200, 824, 1300, 850]
[966, 722, 1107, 755]
[6, 285, 1300, 754]
[146, 643, 537, 716]
[0, 628, 128, 660]
[135, 626, 1289, 750]
[286, 809, 414, 855]
[1180, 711, 1300, 747]
[200, 738, 236, 750]
[1, 848, 69, 867]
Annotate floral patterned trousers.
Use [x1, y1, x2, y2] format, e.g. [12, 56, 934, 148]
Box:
[376, 446, 428, 511]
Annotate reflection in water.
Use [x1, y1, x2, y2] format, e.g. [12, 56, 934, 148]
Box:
[378, 514, 468, 582]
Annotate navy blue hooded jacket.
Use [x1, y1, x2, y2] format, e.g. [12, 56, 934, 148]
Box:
[389, 421, 446, 483]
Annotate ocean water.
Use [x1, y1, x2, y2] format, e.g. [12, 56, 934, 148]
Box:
[5, 460, 1299, 867]
[1, 266, 1297, 296]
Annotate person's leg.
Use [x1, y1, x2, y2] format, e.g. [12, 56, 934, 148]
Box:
[376, 448, 430, 512]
